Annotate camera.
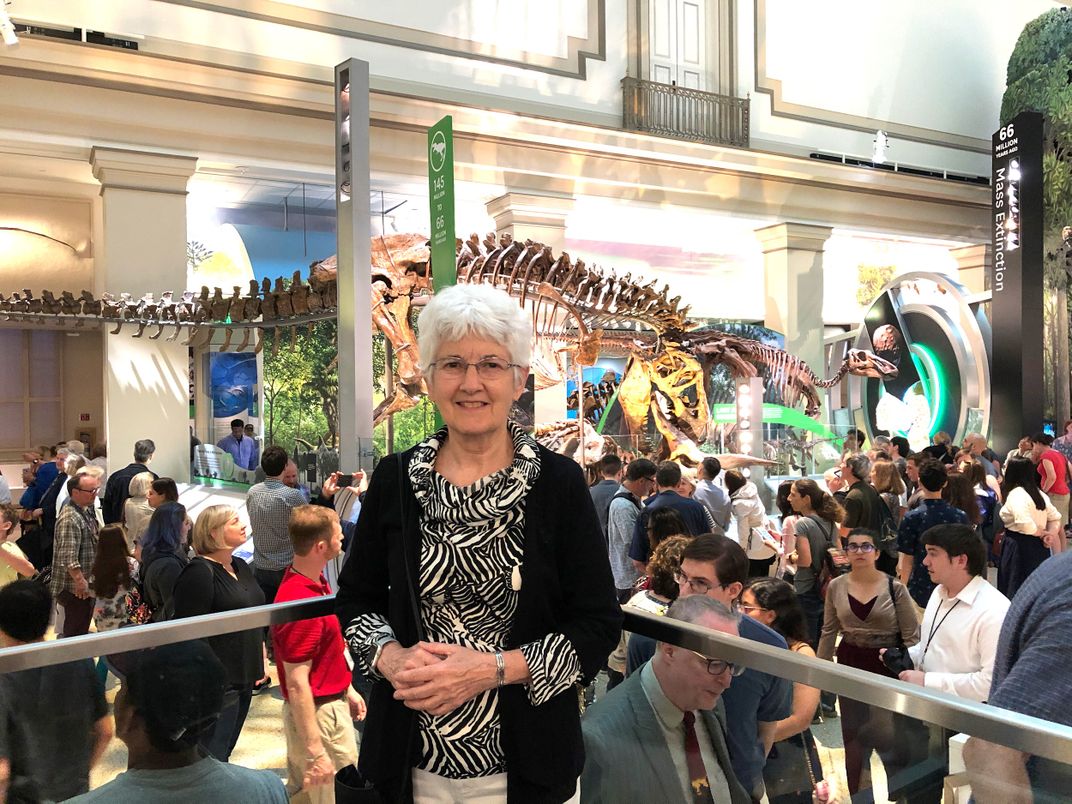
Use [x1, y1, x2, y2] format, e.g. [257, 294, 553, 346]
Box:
[337, 473, 354, 487]
[881, 647, 914, 675]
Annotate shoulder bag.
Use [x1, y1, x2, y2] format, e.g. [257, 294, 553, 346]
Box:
[809, 516, 847, 601]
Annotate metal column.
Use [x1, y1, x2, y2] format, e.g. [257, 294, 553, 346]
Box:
[334, 59, 374, 471]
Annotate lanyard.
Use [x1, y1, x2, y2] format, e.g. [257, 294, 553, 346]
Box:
[919, 598, 961, 668]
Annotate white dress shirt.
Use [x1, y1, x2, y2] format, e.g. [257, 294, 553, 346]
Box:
[907, 574, 1010, 702]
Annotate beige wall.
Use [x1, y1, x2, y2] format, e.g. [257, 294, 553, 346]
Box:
[0, 193, 93, 296]
[61, 329, 104, 451]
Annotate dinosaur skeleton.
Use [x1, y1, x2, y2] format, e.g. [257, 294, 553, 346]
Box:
[0, 231, 896, 464]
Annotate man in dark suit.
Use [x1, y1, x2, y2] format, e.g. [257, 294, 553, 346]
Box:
[581, 595, 751, 804]
[101, 439, 157, 524]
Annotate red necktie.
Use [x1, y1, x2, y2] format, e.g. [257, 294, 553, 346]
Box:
[683, 711, 714, 803]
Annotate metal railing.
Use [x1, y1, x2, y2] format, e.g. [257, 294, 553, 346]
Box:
[621, 76, 749, 148]
[2, 599, 1071, 766]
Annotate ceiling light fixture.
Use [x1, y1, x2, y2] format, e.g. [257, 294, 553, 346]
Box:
[872, 130, 889, 165]
[0, 2, 18, 46]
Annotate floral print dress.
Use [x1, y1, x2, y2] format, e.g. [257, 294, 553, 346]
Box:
[92, 556, 139, 632]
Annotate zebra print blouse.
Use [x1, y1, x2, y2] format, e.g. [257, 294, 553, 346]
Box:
[346, 423, 582, 779]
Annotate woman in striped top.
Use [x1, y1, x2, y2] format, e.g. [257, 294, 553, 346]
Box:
[336, 284, 622, 803]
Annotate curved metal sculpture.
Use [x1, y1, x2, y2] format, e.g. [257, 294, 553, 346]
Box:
[0, 231, 896, 463]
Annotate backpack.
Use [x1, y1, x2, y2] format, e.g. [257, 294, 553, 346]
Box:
[611, 490, 641, 510]
[876, 493, 900, 555]
[808, 516, 847, 601]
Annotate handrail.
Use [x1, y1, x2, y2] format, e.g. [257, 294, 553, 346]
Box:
[623, 609, 1072, 765]
[2, 599, 1070, 767]
[0, 597, 333, 672]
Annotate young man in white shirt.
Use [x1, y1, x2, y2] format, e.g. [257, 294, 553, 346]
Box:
[896, 523, 1010, 699]
[883, 523, 1010, 803]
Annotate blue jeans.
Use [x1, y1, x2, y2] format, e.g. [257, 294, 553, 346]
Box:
[202, 685, 253, 762]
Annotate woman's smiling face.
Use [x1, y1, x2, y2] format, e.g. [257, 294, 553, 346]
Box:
[425, 335, 527, 442]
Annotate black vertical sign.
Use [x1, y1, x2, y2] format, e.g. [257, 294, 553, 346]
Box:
[991, 111, 1044, 453]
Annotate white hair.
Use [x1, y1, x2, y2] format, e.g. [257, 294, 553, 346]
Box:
[65, 439, 86, 456]
[417, 284, 531, 375]
[128, 471, 154, 497]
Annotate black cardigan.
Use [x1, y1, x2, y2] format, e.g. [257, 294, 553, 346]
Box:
[335, 443, 622, 803]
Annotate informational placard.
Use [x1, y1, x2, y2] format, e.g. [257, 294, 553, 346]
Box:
[427, 116, 456, 291]
[991, 111, 1044, 452]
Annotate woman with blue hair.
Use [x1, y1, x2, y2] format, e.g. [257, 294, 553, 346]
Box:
[140, 501, 190, 622]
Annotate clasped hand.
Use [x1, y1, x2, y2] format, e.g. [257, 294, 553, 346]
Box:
[384, 642, 496, 717]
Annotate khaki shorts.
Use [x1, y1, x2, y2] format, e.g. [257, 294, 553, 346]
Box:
[283, 696, 360, 804]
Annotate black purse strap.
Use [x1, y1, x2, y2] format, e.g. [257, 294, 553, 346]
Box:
[395, 451, 423, 803]
[887, 574, 905, 649]
[396, 451, 425, 643]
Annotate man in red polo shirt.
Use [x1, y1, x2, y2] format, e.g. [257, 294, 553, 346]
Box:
[273, 506, 365, 803]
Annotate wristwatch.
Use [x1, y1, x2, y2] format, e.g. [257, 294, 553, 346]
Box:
[365, 635, 397, 678]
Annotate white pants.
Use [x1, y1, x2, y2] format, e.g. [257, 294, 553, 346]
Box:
[412, 769, 580, 804]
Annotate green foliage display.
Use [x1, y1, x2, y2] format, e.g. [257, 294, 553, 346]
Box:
[1003, 8, 1072, 420]
[263, 323, 335, 451]
[372, 398, 438, 459]
[262, 318, 393, 454]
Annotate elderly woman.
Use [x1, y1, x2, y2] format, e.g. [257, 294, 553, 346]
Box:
[123, 471, 156, 551]
[335, 284, 621, 803]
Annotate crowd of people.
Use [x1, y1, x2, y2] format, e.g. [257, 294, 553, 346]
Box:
[0, 284, 1070, 803]
[583, 427, 1069, 803]
[0, 432, 364, 802]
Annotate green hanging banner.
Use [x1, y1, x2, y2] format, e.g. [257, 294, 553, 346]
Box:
[427, 115, 456, 291]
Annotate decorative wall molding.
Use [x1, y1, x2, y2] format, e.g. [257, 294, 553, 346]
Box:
[0, 38, 990, 243]
[752, 0, 990, 154]
[156, 0, 607, 79]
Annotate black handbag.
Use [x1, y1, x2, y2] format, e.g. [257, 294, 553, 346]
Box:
[335, 764, 382, 803]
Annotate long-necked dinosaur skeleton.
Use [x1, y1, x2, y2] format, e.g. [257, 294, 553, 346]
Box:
[0, 231, 896, 464]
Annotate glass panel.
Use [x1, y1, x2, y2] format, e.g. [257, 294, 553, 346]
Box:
[3, 607, 1072, 803]
[29, 400, 60, 446]
[0, 331, 22, 400]
[0, 400, 23, 448]
[29, 330, 60, 396]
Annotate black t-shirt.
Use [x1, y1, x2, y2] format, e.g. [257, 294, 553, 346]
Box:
[172, 555, 265, 686]
[0, 659, 107, 802]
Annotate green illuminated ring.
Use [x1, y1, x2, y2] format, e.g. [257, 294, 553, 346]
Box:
[908, 342, 946, 435]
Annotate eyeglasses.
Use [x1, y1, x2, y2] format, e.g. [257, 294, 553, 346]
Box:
[685, 648, 745, 677]
[738, 604, 769, 615]
[673, 569, 725, 596]
[74, 485, 101, 495]
[846, 542, 876, 553]
[833, 469, 843, 477]
[430, 358, 519, 379]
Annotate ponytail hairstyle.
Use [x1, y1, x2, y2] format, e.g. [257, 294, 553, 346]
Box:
[793, 478, 845, 524]
[1002, 457, 1046, 511]
[724, 470, 747, 497]
[942, 472, 981, 525]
